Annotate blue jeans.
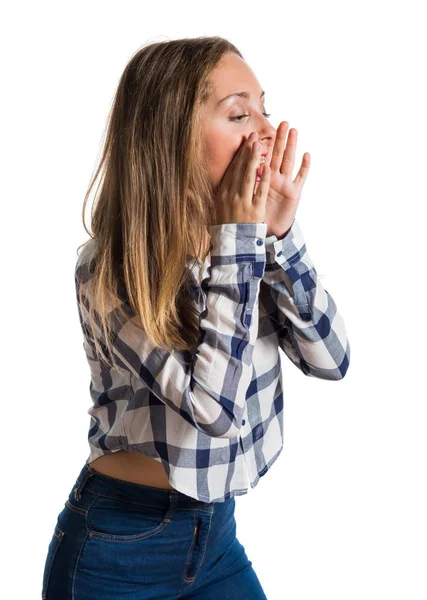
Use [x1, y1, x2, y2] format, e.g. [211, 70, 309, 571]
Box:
[41, 462, 268, 599]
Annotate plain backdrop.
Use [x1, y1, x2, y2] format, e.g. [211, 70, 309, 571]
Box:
[2, 1, 426, 598]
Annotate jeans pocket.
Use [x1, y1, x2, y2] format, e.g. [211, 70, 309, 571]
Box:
[86, 494, 173, 542]
[41, 523, 64, 599]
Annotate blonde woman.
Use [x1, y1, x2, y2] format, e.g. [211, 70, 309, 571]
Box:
[41, 36, 350, 599]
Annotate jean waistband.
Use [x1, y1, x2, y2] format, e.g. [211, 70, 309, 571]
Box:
[71, 462, 216, 512]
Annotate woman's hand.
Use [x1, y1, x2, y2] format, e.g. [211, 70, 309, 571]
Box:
[263, 121, 311, 238]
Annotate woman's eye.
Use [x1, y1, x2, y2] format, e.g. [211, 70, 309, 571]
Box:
[229, 112, 272, 122]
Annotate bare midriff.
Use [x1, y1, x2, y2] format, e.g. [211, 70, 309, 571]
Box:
[88, 450, 177, 491]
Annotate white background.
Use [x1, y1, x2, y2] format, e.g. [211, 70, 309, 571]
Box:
[2, 1, 426, 598]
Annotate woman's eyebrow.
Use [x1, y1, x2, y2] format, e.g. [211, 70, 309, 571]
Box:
[216, 90, 265, 107]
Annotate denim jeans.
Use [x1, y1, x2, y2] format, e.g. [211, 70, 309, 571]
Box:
[41, 462, 268, 599]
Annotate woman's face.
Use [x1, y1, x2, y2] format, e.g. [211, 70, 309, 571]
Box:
[201, 52, 277, 194]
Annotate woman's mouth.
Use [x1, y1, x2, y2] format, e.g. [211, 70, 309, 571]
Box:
[256, 154, 268, 181]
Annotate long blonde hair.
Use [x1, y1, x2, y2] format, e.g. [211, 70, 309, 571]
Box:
[76, 36, 243, 371]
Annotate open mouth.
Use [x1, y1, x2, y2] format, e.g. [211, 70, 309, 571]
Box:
[256, 156, 266, 181]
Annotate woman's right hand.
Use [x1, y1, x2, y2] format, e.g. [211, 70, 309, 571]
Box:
[214, 132, 271, 226]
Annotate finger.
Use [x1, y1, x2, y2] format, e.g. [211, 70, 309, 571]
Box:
[237, 131, 259, 180]
[231, 132, 258, 193]
[225, 134, 251, 186]
[241, 139, 261, 202]
[294, 152, 311, 186]
[253, 165, 271, 206]
[270, 121, 289, 173]
[281, 127, 297, 177]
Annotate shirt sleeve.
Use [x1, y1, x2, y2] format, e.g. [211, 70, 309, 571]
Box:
[261, 219, 350, 380]
[76, 222, 268, 439]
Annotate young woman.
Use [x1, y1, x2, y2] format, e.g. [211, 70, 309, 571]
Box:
[41, 36, 350, 599]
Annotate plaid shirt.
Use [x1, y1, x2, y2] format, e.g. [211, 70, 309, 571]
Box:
[75, 220, 350, 503]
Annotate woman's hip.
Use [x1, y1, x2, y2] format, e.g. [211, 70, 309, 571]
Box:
[41, 462, 244, 599]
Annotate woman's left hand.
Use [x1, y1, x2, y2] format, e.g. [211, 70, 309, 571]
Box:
[263, 121, 311, 238]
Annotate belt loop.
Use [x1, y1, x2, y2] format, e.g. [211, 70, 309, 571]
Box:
[73, 464, 95, 501]
[168, 491, 178, 508]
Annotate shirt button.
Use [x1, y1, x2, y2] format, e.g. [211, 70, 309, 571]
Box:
[242, 419, 246, 425]
[256, 239, 263, 246]
[277, 250, 283, 256]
